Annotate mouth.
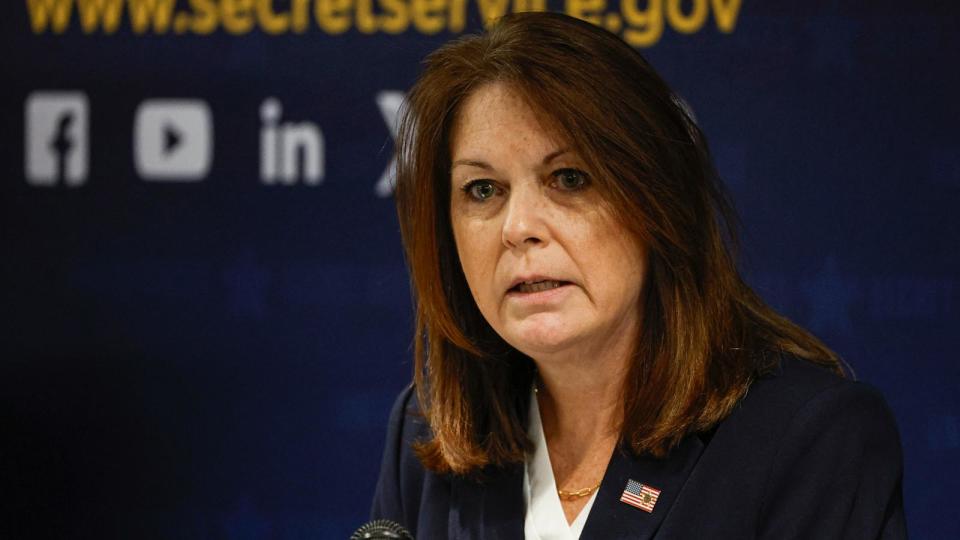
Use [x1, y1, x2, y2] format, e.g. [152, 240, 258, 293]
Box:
[507, 279, 572, 294]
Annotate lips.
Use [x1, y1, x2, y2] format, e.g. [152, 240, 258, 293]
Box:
[507, 277, 572, 294]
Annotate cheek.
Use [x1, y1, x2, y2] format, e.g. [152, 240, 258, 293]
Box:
[607, 239, 647, 303]
[578, 216, 647, 304]
[452, 217, 501, 308]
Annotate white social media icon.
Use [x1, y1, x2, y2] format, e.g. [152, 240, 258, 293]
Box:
[259, 97, 324, 186]
[375, 90, 404, 197]
[134, 99, 212, 181]
[25, 91, 89, 187]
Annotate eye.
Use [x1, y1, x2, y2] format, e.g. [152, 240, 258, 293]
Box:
[552, 168, 589, 191]
[463, 179, 499, 201]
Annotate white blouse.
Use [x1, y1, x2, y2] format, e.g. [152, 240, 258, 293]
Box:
[523, 388, 598, 540]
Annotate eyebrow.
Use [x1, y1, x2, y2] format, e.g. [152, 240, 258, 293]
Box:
[450, 148, 571, 171]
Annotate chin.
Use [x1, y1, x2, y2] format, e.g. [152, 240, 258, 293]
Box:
[502, 316, 584, 358]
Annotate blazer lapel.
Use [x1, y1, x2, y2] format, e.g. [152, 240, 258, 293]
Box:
[449, 463, 525, 540]
[580, 435, 705, 540]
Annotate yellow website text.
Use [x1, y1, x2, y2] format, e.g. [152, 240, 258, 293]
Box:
[27, 0, 741, 47]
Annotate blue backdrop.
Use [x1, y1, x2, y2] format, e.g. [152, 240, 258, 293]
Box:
[3, 0, 958, 538]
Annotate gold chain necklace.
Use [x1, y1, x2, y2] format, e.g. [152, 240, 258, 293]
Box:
[557, 481, 601, 500]
[535, 381, 602, 501]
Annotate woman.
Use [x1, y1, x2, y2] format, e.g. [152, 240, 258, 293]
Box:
[370, 12, 906, 539]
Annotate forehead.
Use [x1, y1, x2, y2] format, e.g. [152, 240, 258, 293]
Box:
[450, 82, 567, 157]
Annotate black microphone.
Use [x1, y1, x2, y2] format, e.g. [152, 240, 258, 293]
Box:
[349, 519, 414, 540]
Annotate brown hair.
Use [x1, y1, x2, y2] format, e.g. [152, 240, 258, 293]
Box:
[394, 12, 842, 475]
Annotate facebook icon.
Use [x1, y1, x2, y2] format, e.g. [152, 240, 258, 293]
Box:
[25, 91, 89, 187]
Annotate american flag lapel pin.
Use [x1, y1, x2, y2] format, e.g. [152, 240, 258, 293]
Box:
[620, 479, 661, 513]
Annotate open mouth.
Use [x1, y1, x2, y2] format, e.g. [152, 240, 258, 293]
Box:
[508, 280, 571, 294]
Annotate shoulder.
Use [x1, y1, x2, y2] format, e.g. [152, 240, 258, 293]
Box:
[724, 353, 902, 477]
[701, 352, 903, 474]
[665, 355, 906, 538]
[738, 353, 897, 434]
[735, 354, 906, 537]
[370, 384, 444, 535]
[382, 383, 428, 444]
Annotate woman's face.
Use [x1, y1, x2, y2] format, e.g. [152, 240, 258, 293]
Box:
[449, 83, 648, 360]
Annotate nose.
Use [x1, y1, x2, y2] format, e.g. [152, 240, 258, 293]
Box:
[501, 184, 549, 251]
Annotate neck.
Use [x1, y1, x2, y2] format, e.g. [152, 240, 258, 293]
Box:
[533, 336, 633, 445]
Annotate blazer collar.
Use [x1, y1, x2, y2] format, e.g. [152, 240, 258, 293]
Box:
[450, 434, 705, 540]
[580, 435, 705, 539]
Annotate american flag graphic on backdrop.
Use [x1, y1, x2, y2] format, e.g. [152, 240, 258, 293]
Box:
[620, 479, 661, 513]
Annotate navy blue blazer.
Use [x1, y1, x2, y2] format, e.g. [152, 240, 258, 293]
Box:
[370, 355, 907, 539]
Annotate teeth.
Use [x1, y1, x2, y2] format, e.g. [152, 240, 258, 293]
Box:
[516, 280, 563, 293]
